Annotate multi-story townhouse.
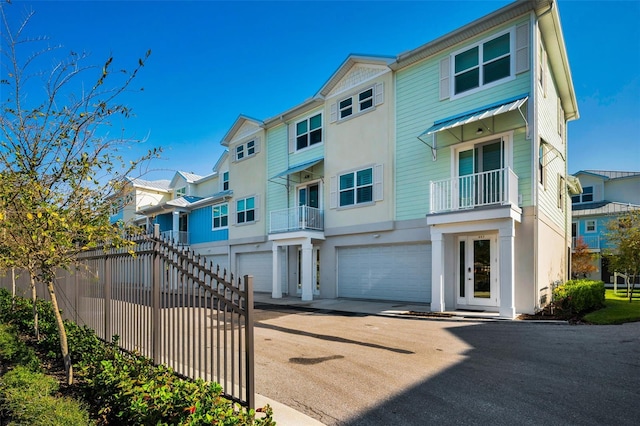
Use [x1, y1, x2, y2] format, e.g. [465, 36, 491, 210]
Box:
[571, 170, 640, 283]
[109, 177, 171, 228]
[115, 0, 578, 318]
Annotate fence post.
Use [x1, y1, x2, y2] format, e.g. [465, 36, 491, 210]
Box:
[244, 274, 255, 410]
[104, 255, 112, 341]
[152, 224, 161, 362]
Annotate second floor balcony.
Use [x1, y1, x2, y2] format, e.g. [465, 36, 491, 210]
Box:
[269, 206, 324, 234]
[572, 235, 600, 251]
[430, 167, 519, 214]
[161, 230, 189, 245]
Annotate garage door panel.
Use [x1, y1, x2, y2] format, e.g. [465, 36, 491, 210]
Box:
[237, 252, 272, 293]
[338, 244, 431, 302]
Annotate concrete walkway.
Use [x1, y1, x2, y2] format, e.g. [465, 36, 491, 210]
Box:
[251, 293, 510, 425]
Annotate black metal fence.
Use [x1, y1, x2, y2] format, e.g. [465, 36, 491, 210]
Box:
[0, 226, 255, 408]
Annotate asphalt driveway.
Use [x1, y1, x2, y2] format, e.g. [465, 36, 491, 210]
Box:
[253, 304, 640, 426]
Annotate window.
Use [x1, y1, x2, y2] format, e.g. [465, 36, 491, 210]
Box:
[176, 187, 186, 197]
[212, 203, 228, 229]
[222, 171, 229, 191]
[538, 143, 546, 187]
[572, 186, 593, 204]
[454, 32, 511, 95]
[235, 140, 256, 161]
[296, 113, 322, 150]
[236, 197, 255, 224]
[339, 167, 373, 207]
[338, 87, 374, 120]
[585, 220, 596, 233]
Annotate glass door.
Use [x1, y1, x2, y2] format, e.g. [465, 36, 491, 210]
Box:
[457, 235, 498, 307]
[298, 182, 320, 229]
[457, 139, 504, 208]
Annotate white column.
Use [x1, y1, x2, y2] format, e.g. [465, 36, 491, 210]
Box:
[499, 220, 516, 318]
[271, 244, 282, 299]
[172, 211, 180, 243]
[301, 240, 313, 301]
[430, 228, 445, 312]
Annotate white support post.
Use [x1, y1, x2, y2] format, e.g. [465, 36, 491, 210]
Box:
[431, 228, 445, 312]
[301, 241, 313, 301]
[271, 244, 282, 299]
[499, 221, 516, 319]
[172, 211, 180, 243]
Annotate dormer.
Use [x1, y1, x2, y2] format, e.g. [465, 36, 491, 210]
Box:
[221, 115, 264, 163]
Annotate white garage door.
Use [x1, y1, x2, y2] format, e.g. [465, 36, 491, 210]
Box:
[237, 252, 272, 293]
[337, 244, 431, 302]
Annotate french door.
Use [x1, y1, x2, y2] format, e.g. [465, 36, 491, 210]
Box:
[457, 138, 504, 208]
[457, 235, 498, 307]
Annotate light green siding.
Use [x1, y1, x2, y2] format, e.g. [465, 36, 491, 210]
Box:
[396, 17, 533, 220]
[266, 124, 289, 213]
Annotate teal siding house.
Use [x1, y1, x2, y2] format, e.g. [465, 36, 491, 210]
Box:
[112, 0, 579, 318]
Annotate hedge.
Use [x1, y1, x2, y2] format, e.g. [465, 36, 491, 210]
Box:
[553, 279, 605, 315]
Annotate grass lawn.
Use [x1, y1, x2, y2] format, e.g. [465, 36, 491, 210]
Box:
[583, 289, 640, 325]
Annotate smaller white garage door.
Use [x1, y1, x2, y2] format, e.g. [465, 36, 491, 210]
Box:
[237, 252, 273, 293]
[337, 244, 431, 302]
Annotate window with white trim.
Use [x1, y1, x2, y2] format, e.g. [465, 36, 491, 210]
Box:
[296, 113, 322, 150]
[212, 203, 228, 229]
[236, 197, 255, 224]
[538, 143, 546, 187]
[339, 167, 373, 207]
[585, 219, 596, 233]
[339, 87, 374, 120]
[572, 186, 593, 204]
[557, 175, 565, 211]
[235, 139, 256, 161]
[453, 31, 512, 96]
[222, 171, 229, 191]
[176, 187, 186, 197]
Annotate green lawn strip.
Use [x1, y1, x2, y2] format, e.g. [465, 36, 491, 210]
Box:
[583, 289, 640, 325]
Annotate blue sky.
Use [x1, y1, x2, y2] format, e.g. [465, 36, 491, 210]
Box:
[3, 0, 640, 178]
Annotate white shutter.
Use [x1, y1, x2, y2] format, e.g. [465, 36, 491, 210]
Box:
[330, 103, 338, 123]
[288, 123, 295, 153]
[541, 48, 547, 95]
[330, 176, 337, 209]
[374, 82, 384, 106]
[439, 57, 450, 100]
[557, 98, 564, 138]
[374, 164, 383, 201]
[230, 199, 237, 225]
[515, 22, 530, 74]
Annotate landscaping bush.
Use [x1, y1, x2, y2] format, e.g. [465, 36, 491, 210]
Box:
[0, 323, 41, 372]
[0, 365, 90, 425]
[553, 279, 605, 315]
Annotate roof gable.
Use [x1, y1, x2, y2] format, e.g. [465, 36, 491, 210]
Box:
[316, 55, 394, 98]
[221, 115, 264, 146]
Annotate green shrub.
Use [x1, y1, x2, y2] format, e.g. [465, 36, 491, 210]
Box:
[0, 366, 89, 425]
[0, 323, 41, 372]
[553, 279, 605, 315]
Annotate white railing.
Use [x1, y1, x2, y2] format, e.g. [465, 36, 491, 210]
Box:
[269, 206, 324, 233]
[572, 235, 600, 250]
[430, 167, 518, 214]
[161, 230, 189, 245]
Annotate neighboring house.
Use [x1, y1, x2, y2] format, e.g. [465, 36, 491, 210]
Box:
[128, 0, 578, 318]
[109, 177, 172, 229]
[571, 170, 640, 282]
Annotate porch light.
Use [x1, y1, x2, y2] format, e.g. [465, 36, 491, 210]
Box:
[476, 127, 484, 135]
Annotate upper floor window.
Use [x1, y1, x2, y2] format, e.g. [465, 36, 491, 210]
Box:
[296, 113, 322, 150]
[222, 171, 229, 191]
[236, 197, 255, 224]
[176, 187, 186, 197]
[339, 167, 373, 207]
[454, 31, 511, 96]
[339, 87, 374, 120]
[236, 140, 256, 161]
[585, 219, 596, 233]
[572, 186, 593, 204]
[212, 203, 228, 229]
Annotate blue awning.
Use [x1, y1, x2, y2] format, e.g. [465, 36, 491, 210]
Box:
[420, 95, 528, 137]
[270, 158, 323, 180]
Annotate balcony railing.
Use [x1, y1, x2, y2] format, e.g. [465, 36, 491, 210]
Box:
[269, 206, 324, 234]
[430, 167, 519, 214]
[572, 236, 600, 250]
[161, 230, 189, 245]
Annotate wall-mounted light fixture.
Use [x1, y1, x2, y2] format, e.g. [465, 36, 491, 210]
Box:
[373, 234, 380, 238]
[476, 127, 484, 135]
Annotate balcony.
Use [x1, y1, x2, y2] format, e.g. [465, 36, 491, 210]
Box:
[161, 230, 189, 245]
[430, 168, 518, 214]
[269, 206, 324, 234]
[572, 236, 600, 251]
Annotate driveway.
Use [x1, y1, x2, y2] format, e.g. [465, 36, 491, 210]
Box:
[254, 304, 640, 426]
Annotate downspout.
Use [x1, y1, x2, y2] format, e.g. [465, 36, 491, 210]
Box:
[531, 10, 540, 311]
